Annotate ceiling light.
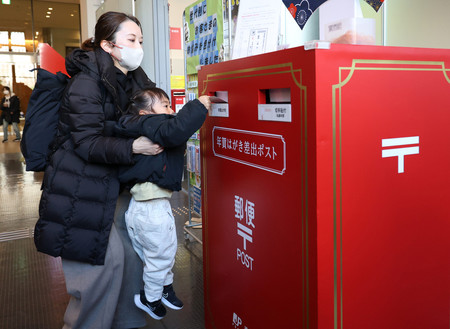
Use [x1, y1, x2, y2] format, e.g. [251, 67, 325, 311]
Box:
[47, 11, 51, 14]
[2, 0, 11, 5]
[46, 15, 50, 18]
[48, 7, 53, 10]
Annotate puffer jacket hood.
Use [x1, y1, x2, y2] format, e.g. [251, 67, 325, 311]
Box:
[66, 48, 100, 78]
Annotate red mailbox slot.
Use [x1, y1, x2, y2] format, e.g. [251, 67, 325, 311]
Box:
[199, 44, 450, 329]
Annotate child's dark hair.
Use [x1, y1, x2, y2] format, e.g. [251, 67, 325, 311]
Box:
[128, 88, 170, 115]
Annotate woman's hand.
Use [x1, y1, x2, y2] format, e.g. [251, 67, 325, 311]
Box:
[198, 95, 211, 111]
[132, 136, 163, 155]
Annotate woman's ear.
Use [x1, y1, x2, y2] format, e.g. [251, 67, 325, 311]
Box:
[100, 40, 113, 54]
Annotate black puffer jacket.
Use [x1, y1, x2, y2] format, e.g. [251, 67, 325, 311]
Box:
[34, 48, 155, 265]
[115, 99, 207, 191]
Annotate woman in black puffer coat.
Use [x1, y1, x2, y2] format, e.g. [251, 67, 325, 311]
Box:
[1, 86, 21, 142]
[34, 12, 162, 329]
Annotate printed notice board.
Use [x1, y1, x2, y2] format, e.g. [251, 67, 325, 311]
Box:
[183, 0, 224, 75]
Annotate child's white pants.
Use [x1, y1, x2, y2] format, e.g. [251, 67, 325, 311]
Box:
[125, 197, 177, 302]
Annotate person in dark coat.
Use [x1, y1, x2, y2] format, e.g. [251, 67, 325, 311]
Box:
[33, 11, 163, 329]
[113, 88, 210, 320]
[116, 90, 209, 191]
[1, 86, 21, 142]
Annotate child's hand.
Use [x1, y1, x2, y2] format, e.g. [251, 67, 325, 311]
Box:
[198, 95, 211, 111]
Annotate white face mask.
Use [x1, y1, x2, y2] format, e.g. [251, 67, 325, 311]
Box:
[3, 90, 9, 95]
[111, 43, 144, 71]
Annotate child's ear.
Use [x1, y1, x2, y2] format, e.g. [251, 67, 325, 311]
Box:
[139, 110, 147, 115]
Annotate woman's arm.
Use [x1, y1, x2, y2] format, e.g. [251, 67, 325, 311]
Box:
[132, 136, 163, 155]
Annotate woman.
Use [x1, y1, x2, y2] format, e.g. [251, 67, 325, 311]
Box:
[1, 86, 21, 142]
[34, 12, 161, 329]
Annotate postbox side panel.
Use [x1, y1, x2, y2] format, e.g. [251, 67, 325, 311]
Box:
[199, 48, 317, 329]
[315, 45, 450, 329]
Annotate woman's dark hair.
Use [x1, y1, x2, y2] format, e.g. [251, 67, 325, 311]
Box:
[81, 11, 142, 51]
[128, 88, 170, 115]
[3, 86, 10, 92]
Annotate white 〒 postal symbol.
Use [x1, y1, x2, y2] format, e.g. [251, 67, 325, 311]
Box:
[232, 313, 242, 328]
[381, 136, 419, 173]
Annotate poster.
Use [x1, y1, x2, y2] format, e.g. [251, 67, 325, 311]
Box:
[183, 0, 224, 75]
[231, 0, 281, 59]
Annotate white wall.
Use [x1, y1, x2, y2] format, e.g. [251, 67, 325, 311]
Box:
[169, 0, 194, 77]
[80, 0, 103, 42]
[79, 0, 134, 43]
[135, 0, 170, 94]
[385, 0, 450, 49]
[359, 0, 383, 45]
[95, 0, 133, 19]
[359, 0, 450, 49]
[135, 0, 155, 82]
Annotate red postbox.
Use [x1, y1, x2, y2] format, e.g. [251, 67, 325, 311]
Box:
[199, 44, 450, 329]
[171, 89, 186, 113]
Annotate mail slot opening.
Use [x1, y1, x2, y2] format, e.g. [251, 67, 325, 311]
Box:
[209, 91, 229, 118]
[257, 88, 292, 122]
[258, 88, 291, 104]
[208, 90, 228, 103]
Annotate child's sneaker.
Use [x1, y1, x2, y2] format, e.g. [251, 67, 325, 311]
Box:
[134, 290, 166, 320]
[162, 284, 184, 310]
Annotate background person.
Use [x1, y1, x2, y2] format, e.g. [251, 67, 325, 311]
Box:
[1, 86, 21, 142]
[33, 11, 162, 329]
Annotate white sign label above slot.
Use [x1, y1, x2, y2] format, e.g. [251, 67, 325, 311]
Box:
[211, 103, 229, 117]
[258, 104, 291, 122]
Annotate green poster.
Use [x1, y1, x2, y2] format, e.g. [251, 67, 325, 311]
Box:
[183, 0, 223, 75]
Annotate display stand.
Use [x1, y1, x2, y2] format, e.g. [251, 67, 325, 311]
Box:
[182, 0, 228, 242]
[199, 44, 450, 329]
[184, 127, 203, 243]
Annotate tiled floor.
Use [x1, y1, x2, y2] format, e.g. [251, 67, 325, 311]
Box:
[0, 133, 205, 329]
